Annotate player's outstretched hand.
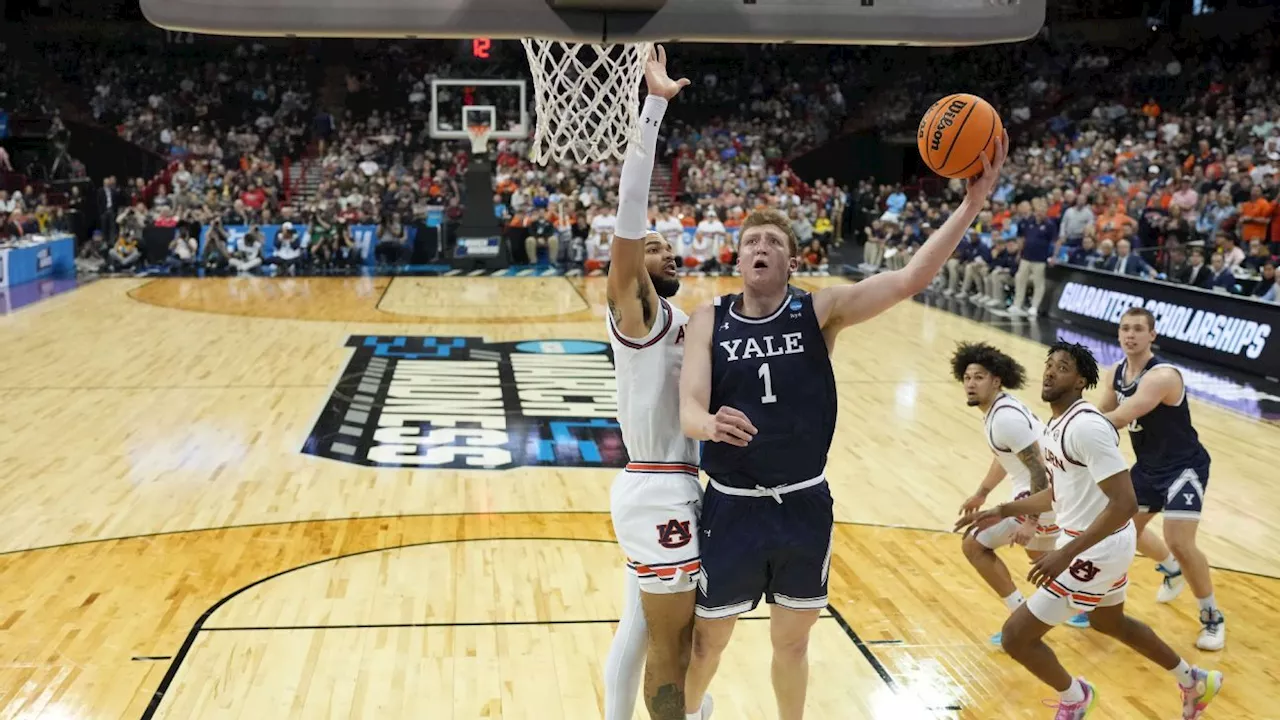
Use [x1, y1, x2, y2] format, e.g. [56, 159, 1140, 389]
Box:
[644, 45, 690, 101]
[964, 131, 1009, 203]
[954, 507, 1002, 535]
[706, 406, 757, 447]
[958, 492, 987, 516]
[1010, 520, 1037, 547]
[1027, 548, 1072, 588]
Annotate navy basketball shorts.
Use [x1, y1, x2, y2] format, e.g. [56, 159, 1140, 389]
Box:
[1132, 461, 1210, 521]
[694, 480, 835, 619]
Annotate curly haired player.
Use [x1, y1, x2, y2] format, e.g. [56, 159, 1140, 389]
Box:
[950, 342, 1067, 646]
[957, 342, 1223, 720]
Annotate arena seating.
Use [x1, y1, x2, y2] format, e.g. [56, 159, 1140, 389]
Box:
[4, 19, 1276, 305]
[855, 27, 1280, 308]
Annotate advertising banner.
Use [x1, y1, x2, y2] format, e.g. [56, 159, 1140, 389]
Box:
[1047, 265, 1278, 379]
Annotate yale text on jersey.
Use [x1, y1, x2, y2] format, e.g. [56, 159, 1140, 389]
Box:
[718, 332, 805, 362]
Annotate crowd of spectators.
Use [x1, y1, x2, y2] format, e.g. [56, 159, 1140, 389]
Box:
[5, 18, 1277, 305]
[858, 28, 1280, 306]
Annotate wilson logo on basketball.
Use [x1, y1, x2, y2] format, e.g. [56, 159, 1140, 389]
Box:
[1069, 559, 1101, 583]
[656, 519, 693, 549]
[929, 99, 968, 152]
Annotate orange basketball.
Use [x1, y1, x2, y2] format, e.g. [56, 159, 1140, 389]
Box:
[916, 94, 1004, 179]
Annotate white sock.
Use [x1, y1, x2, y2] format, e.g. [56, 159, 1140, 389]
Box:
[1002, 589, 1025, 613]
[603, 573, 647, 720]
[685, 694, 706, 720]
[1160, 554, 1182, 573]
[1197, 593, 1218, 614]
[1172, 658, 1196, 688]
[1059, 678, 1085, 703]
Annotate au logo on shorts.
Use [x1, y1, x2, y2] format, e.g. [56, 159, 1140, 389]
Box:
[1069, 559, 1101, 583]
[656, 519, 693, 549]
[304, 336, 626, 470]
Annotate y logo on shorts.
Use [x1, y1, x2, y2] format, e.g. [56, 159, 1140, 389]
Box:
[656, 519, 693, 549]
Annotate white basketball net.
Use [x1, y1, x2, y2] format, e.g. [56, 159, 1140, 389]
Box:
[521, 40, 653, 166]
[467, 124, 491, 155]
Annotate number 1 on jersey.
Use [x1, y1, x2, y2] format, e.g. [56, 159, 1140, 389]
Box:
[758, 362, 778, 404]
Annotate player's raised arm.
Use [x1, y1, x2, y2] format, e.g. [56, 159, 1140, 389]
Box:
[1102, 366, 1179, 429]
[813, 134, 1008, 334]
[680, 304, 757, 445]
[606, 45, 689, 339]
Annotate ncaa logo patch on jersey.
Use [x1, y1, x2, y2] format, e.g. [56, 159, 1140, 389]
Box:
[656, 519, 693, 549]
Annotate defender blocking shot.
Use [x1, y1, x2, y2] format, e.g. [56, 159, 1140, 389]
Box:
[600, 46, 713, 720]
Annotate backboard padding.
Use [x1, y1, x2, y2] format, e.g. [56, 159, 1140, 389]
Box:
[142, 0, 1045, 45]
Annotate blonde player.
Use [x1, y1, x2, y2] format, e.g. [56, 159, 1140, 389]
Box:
[957, 342, 1222, 720]
[601, 46, 713, 720]
[950, 342, 1066, 646]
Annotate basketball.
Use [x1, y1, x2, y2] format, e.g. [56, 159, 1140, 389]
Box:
[916, 93, 1004, 179]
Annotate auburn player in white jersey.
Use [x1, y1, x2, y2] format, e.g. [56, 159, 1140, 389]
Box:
[950, 342, 1066, 646]
[600, 47, 713, 720]
[957, 342, 1222, 720]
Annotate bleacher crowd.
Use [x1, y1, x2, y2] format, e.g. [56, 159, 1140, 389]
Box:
[858, 28, 1280, 306]
[2, 22, 1277, 306]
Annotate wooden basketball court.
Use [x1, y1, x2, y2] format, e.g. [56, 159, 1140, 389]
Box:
[0, 275, 1274, 719]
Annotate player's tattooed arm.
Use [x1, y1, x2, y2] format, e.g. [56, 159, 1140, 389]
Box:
[606, 267, 655, 327]
[1014, 441, 1048, 525]
[1017, 441, 1050, 495]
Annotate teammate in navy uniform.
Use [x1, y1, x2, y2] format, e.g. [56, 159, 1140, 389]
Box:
[678, 136, 1007, 719]
[1099, 306, 1225, 651]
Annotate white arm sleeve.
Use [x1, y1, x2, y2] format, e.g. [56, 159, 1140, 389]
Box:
[1066, 413, 1129, 484]
[615, 95, 668, 240]
[989, 407, 1038, 454]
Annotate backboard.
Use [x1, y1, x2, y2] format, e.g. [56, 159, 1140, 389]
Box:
[429, 80, 528, 141]
[141, 0, 1045, 46]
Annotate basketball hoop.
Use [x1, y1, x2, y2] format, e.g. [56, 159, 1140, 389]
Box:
[467, 123, 492, 155]
[521, 40, 653, 166]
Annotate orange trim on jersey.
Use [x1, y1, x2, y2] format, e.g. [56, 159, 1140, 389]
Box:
[1037, 524, 1061, 534]
[625, 461, 699, 476]
[1046, 581, 1103, 606]
[627, 559, 702, 579]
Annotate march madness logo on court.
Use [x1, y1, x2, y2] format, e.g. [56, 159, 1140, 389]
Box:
[304, 336, 626, 470]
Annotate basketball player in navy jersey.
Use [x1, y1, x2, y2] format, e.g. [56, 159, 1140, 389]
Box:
[678, 137, 1007, 719]
[1098, 307, 1225, 651]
